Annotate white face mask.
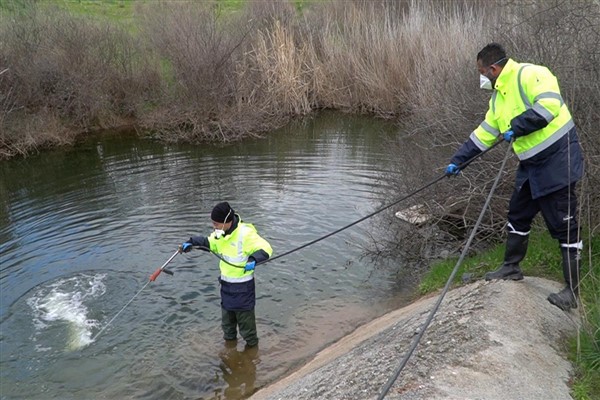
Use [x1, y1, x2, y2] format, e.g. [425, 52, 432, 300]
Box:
[213, 209, 232, 239]
[479, 57, 506, 90]
[480, 74, 493, 90]
[214, 228, 225, 239]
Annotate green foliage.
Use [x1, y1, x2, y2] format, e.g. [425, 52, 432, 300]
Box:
[293, 0, 323, 13]
[0, 0, 31, 13]
[571, 373, 600, 400]
[418, 227, 568, 295]
[570, 234, 600, 400]
[215, 0, 246, 14]
[54, 0, 136, 23]
[571, 339, 600, 400]
[47, 0, 313, 19]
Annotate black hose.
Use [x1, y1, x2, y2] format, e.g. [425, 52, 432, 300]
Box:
[376, 140, 512, 399]
[192, 139, 504, 269]
[264, 139, 504, 265]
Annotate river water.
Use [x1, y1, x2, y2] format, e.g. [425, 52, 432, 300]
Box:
[0, 112, 425, 399]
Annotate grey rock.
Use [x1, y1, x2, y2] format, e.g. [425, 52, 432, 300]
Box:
[250, 277, 578, 400]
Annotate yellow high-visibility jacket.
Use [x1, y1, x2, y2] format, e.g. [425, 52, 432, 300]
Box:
[451, 58, 583, 198]
[189, 214, 273, 310]
[207, 217, 273, 282]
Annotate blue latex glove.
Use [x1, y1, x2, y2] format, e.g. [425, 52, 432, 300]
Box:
[244, 260, 256, 272]
[445, 163, 460, 176]
[503, 130, 515, 142]
[181, 242, 193, 253]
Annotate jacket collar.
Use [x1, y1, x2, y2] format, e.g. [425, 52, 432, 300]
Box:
[494, 58, 519, 91]
[224, 214, 240, 237]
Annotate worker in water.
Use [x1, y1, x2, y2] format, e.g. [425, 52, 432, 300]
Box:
[181, 202, 273, 347]
[445, 43, 584, 311]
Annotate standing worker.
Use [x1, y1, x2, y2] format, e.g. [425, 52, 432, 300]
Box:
[181, 202, 273, 347]
[445, 43, 584, 311]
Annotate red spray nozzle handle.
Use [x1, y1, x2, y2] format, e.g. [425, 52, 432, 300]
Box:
[149, 249, 180, 282]
[149, 268, 162, 282]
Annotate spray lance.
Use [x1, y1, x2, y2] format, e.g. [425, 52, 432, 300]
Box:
[90, 246, 181, 342]
[149, 244, 247, 283]
[149, 247, 181, 281]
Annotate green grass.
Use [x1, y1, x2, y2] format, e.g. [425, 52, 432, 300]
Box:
[45, 0, 319, 20]
[55, 0, 136, 23]
[215, 0, 245, 13]
[418, 228, 563, 295]
[419, 226, 599, 400]
[30, 0, 320, 34]
[570, 324, 600, 400]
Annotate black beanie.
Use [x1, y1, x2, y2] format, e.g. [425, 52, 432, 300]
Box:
[211, 202, 234, 223]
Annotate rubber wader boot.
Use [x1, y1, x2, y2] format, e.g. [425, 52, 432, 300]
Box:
[547, 247, 579, 311]
[484, 233, 527, 281]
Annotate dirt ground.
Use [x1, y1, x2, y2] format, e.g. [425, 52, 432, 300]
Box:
[249, 277, 580, 400]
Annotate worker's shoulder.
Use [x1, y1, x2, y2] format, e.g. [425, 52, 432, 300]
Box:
[239, 220, 258, 232]
[519, 62, 555, 81]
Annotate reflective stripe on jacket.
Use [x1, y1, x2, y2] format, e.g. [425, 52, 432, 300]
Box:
[451, 58, 583, 199]
[208, 216, 273, 283]
[471, 58, 574, 160]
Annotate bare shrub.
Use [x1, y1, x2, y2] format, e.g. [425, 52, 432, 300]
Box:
[137, 1, 258, 141]
[371, 0, 513, 251]
[1, 109, 75, 159]
[0, 66, 18, 157]
[376, 0, 600, 259]
[0, 1, 160, 156]
[292, 0, 413, 116]
[497, 0, 600, 232]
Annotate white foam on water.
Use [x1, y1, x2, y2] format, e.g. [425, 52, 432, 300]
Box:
[27, 273, 107, 351]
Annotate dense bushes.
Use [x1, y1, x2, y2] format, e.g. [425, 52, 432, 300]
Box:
[1, 0, 598, 230]
[2, 1, 598, 153]
[2, 0, 598, 247]
[1, 0, 599, 230]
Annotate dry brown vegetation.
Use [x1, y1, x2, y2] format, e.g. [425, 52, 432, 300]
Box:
[367, 0, 600, 253]
[1, 0, 599, 231]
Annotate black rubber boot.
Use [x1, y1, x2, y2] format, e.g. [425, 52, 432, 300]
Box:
[548, 247, 579, 311]
[484, 233, 528, 281]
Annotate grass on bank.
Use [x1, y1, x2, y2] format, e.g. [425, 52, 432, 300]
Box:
[49, 0, 317, 21]
[418, 227, 566, 294]
[419, 226, 600, 400]
[55, 0, 136, 23]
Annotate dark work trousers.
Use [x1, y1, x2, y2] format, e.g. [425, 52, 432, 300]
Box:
[507, 180, 579, 244]
[221, 308, 258, 347]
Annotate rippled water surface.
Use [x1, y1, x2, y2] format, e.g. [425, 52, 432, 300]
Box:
[1, 112, 420, 399]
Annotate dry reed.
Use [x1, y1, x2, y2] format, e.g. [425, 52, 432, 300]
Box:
[1, 0, 599, 234]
